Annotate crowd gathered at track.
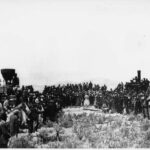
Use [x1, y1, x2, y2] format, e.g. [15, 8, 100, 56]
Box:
[0, 80, 150, 147]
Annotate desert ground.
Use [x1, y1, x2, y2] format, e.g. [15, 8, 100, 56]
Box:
[8, 107, 150, 148]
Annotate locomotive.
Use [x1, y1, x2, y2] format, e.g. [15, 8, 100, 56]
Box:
[0, 68, 19, 106]
[125, 70, 149, 93]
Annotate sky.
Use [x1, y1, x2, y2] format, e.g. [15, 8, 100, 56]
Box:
[0, 0, 150, 90]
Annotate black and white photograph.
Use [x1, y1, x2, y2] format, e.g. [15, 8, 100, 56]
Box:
[0, 0, 150, 148]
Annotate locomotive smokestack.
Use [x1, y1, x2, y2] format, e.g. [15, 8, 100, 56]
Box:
[137, 70, 141, 82]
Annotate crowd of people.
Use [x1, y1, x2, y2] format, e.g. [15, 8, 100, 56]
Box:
[0, 78, 150, 147]
[0, 85, 62, 147]
[43, 81, 150, 116]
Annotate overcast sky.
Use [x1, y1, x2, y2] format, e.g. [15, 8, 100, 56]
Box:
[0, 0, 150, 89]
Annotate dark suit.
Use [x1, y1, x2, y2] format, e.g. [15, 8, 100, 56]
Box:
[9, 114, 19, 137]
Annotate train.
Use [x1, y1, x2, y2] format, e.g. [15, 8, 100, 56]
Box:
[0, 68, 19, 106]
[125, 70, 149, 93]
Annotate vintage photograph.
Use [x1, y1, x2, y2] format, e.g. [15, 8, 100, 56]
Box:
[0, 0, 150, 148]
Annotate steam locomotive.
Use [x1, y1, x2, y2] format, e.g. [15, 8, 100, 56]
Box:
[0, 68, 19, 106]
[125, 70, 149, 93]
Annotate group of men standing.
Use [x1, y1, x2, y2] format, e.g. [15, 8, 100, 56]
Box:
[43, 82, 150, 117]
[0, 85, 62, 148]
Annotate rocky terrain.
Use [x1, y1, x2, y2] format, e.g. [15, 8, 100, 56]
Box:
[8, 107, 150, 148]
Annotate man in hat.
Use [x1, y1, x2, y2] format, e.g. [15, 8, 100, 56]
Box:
[28, 96, 43, 132]
[47, 99, 57, 121]
[9, 110, 20, 137]
[96, 92, 103, 109]
[123, 93, 130, 114]
[42, 95, 49, 124]
[28, 102, 39, 133]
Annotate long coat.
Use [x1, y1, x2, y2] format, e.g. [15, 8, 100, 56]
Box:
[9, 114, 19, 137]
